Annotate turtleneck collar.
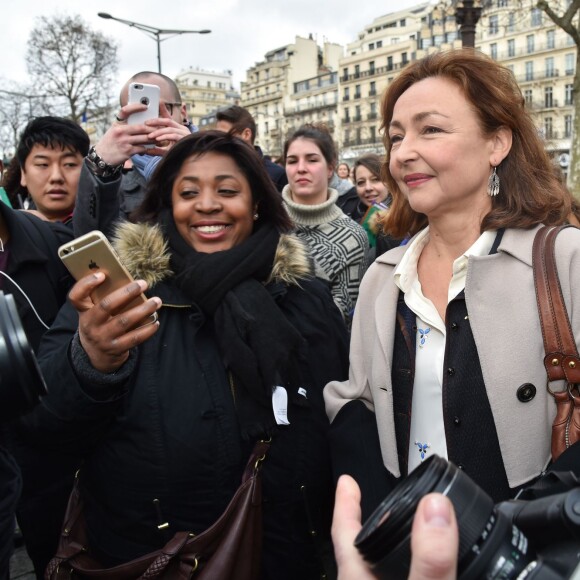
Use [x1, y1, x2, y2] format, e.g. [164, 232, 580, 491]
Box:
[282, 186, 344, 227]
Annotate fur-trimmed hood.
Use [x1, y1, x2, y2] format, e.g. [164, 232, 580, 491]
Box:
[111, 221, 313, 288]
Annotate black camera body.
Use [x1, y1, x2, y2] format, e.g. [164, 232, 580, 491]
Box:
[356, 455, 580, 580]
[0, 291, 47, 421]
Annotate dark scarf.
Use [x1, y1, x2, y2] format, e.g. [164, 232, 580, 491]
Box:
[160, 210, 306, 438]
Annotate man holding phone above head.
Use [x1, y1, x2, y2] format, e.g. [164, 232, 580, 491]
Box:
[74, 71, 196, 238]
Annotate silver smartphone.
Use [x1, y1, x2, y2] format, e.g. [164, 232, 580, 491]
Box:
[58, 230, 157, 326]
[127, 82, 160, 148]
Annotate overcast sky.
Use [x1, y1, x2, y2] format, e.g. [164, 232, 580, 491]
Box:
[2, 0, 426, 93]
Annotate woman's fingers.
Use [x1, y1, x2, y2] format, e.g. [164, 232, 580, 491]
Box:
[68, 272, 106, 312]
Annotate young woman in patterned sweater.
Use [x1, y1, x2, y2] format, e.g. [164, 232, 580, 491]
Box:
[282, 124, 369, 323]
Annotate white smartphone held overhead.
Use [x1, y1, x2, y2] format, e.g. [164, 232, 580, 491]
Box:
[58, 230, 157, 327]
[127, 82, 160, 148]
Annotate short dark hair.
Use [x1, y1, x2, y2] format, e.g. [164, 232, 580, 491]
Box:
[125, 71, 182, 104]
[283, 124, 336, 170]
[379, 49, 569, 238]
[136, 130, 292, 232]
[16, 116, 90, 167]
[215, 105, 257, 144]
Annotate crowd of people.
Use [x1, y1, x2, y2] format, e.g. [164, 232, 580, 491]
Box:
[0, 47, 579, 580]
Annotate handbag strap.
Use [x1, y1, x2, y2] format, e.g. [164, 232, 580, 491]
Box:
[532, 225, 580, 384]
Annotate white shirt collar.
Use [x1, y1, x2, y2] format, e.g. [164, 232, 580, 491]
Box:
[394, 227, 497, 294]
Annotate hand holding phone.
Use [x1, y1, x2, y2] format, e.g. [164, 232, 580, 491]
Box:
[58, 231, 158, 327]
[59, 231, 161, 373]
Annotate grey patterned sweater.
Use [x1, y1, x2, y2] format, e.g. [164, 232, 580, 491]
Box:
[282, 186, 369, 321]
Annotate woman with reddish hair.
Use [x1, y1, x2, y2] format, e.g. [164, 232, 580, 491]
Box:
[325, 49, 579, 518]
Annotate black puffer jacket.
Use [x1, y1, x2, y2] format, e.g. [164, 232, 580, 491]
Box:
[28, 224, 349, 579]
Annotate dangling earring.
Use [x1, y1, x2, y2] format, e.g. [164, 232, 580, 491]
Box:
[488, 166, 500, 197]
[253, 213, 259, 221]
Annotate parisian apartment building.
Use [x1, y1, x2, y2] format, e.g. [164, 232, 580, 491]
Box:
[175, 68, 240, 129]
[234, 0, 575, 175]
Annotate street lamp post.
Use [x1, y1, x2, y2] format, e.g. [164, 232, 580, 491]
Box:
[454, 0, 482, 48]
[98, 13, 211, 73]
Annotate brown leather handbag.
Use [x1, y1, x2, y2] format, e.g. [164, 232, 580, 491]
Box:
[533, 225, 580, 461]
[45, 439, 270, 580]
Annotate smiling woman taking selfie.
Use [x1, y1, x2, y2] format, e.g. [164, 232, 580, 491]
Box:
[25, 131, 349, 579]
[325, 50, 580, 518]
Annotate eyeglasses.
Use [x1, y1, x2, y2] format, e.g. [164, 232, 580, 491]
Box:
[163, 102, 182, 115]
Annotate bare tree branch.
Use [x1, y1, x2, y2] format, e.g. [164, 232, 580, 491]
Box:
[26, 15, 118, 123]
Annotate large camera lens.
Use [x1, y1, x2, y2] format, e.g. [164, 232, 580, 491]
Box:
[355, 456, 535, 579]
[0, 291, 47, 421]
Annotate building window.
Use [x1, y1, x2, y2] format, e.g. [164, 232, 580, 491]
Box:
[369, 81, 376, 97]
[354, 85, 361, 99]
[566, 84, 574, 105]
[545, 86, 553, 108]
[508, 12, 515, 32]
[370, 126, 376, 142]
[400, 19, 406, 26]
[377, 40, 383, 48]
[354, 65, 360, 78]
[369, 61, 375, 75]
[498, 0, 508, 6]
[524, 89, 533, 105]
[545, 57, 555, 77]
[490, 43, 498, 60]
[525, 61, 534, 81]
[421, 37, 433, 49]
[342, 67, 348, 81]
[566, 53, 575, 75]
[369, 42, 375, 50]
[402, 52, 408, 65]
[446, 31, 458, 43]
[531, 8, 543, 27]
[344, 107, 350, 122]
[489, 15, 499, 34]
[565, 114, 572, 137]
[369, 101, 377, 119]
[387, 55, 393, 70]
[508, 39, 515, 57]
[547, 30, 555, 49]
[544, 116, 553, 139]
[355, 105, 361, 122]
[526, 35, 535, 53]
[343, 87, 350, 101]
[344, 129, 350, 143]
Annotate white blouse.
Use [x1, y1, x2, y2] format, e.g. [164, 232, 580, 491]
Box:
[393, 227, 496, 473]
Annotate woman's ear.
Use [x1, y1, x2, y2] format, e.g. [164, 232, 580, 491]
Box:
[491, 126, 512, 166]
